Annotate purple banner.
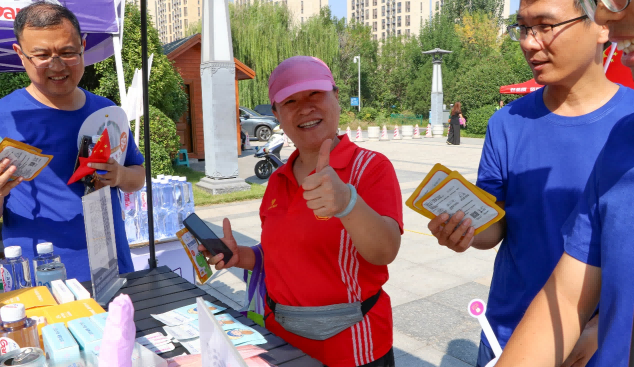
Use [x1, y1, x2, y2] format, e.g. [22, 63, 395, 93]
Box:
[0, 0, 118, 72]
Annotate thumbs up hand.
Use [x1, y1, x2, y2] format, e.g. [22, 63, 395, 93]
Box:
[302, 139, 351, 218]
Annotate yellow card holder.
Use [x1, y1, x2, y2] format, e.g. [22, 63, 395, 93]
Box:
[0, 138, 53, 181]
[414, 172, 505, 235]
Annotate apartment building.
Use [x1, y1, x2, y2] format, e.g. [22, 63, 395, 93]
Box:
[235, 0, 328, 25]
[348, 0, 513, 41]
[133, 0, 202, 44]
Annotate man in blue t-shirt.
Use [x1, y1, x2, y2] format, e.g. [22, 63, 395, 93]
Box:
[0, 3, 145, 282]
[427, 0, 634, 366]
[493, 3, 634, 367]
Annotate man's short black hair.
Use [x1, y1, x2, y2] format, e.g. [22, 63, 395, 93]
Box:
[14, 2, 82, 44]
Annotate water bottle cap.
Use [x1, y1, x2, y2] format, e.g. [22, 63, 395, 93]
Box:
[4, 246, 22, 258]
[179, 177, 187, 182]
[161, 179, 169, 184]
[1, 304, 26, 323]
[157, 174, 164, 179]
[36, 242, 54, 255]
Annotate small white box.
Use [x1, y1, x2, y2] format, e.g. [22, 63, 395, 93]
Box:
[51, 279, 74, 304]
[65, 278, 90, 300]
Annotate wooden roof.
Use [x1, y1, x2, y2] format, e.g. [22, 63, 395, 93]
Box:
[163, 33, 255, 81]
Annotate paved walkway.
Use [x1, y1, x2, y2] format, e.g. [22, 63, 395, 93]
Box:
[193, 135, 494, 367]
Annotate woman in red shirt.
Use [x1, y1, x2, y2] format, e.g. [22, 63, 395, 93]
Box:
[200, 56, 403, 367]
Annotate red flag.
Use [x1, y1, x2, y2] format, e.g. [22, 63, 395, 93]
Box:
[604, 48, 634, 89]
[67, 129, 111, 185]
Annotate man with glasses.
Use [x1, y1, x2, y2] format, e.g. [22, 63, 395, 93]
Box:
[0, 2, 145, 281]
[494, 1, 634, 366]
[426, 0, 634, 366]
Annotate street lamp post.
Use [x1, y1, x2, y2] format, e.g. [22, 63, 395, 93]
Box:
[353, 55, 361, 112]
[422, 48, 452, 138]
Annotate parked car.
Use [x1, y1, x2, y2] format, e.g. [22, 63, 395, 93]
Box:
[239, 107, 278, 141]
[253, 104, 274, 116]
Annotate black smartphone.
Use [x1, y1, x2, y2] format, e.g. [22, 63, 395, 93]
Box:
[183, 213, 233, 265]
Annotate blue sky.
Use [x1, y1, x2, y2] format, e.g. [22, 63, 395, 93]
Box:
[329, 0, 520, 20]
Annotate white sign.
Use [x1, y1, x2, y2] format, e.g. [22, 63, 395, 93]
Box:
[197, 297, 247, 367]
[82, 186, 120, 302]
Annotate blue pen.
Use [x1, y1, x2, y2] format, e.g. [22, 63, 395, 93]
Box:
[96, 170, 108, 175]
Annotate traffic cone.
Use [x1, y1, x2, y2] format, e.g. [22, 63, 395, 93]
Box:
[244, 132, 252, 150]
[393, 125, 402, 140]
[425, 124, 433, 138]
[380, 125, 389, 141]
[355, 125, 364, 142]
[283, 133, 290, 147]
[413, 124, 421, 139]
[346, 126, 353, 140]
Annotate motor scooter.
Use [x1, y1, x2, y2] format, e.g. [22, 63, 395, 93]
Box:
[254, 134, 286, 179]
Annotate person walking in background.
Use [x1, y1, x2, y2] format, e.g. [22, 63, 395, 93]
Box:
[446, 102, 463, 145]
[497, 100, 505, 110]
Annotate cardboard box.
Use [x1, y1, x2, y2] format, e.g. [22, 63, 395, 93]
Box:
[26, 298, 105, 326]
[67, 317, 103, 354]
[42, 322, 80, 362]
[0, 286, 57, 310]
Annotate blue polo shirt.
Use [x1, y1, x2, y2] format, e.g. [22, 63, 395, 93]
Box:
[563, 113, 634, 366]
[476, 85, 634, 353]
[0, 88, 144, 282]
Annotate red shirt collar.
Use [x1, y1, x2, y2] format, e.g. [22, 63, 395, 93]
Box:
[274, 134, 358, 184]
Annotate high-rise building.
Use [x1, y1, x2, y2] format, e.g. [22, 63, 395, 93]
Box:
[135, 0, 202, 44]
[235, 0, 328, 25]
[348, 0, 514, 41]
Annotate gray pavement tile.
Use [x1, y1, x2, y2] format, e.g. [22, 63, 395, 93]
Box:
[393, 299, 481, 365]
[425, 255, 493, 281]
[383, 283, 424, 307]
[425, 283, 491, 314]
[395, 240, 456, 266]
[394, 345, 474, 367]
[387, 264, 468, 298]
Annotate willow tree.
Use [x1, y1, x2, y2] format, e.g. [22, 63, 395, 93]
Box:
[230, 2, 340, 108]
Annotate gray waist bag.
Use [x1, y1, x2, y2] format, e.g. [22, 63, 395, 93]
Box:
[265, 289, 382, 341]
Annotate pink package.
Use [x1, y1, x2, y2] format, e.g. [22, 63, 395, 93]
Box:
[98, 294, 136, 367]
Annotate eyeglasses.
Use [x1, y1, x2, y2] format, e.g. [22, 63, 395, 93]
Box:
[507, 15, 589, 42]
[580, 0, 631, 22]
[18, 47, 84, 69]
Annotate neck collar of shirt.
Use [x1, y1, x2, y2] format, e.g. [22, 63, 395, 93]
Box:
[274, 134, 358, 184]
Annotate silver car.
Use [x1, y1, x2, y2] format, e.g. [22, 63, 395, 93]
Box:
[239, 107, 279, 141]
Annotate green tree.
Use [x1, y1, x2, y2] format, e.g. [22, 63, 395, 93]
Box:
[454, 11, 501, 59]
[448, 56, 518, 114]
[0, 72, 30, 99]
[87, 3, 188, 121]
[232, 3, 340, 109]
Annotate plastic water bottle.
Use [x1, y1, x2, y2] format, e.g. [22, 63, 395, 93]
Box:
[160, 179, 178, 238]
[151, 179, 164, 239]
[186, 180, 195, 218]
[121, 191, 138, 243]
[33, 243, 66, 290]
[0, 247, 31, 292]
[176, 177, 188, 228]
[137, 184, 149, 242]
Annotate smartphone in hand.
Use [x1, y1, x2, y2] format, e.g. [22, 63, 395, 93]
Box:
[183, 213, 234, 264]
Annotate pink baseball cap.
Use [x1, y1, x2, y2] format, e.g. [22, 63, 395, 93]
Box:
[268, 56, 336, 104]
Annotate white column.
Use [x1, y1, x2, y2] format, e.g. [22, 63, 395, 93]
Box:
[197, 0, 249, 194]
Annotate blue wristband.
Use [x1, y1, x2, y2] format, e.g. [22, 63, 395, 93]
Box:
[335, 184, 357, 218]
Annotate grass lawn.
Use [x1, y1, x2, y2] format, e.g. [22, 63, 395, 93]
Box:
[173, 166, 266, 207]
